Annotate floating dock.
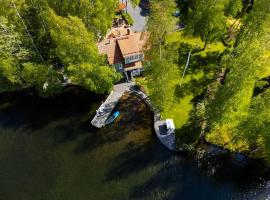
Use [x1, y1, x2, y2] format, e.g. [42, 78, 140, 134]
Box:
[91, 82, 134, 128]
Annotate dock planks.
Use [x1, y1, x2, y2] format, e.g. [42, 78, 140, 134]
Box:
[91, 82, 134, 128]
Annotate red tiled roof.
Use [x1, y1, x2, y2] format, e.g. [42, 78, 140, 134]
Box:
[117, 35, 141, 57]
[97, 29, 148, 65]
[98, 39, 124, 65]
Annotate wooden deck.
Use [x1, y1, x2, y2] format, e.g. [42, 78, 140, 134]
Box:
[91, 82, 134, 128]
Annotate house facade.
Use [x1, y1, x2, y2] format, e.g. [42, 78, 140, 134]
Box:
[98, 27, 148, 81]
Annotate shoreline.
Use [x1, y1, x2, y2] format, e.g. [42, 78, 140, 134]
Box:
[128, 88, 268, 168]
[0, 87, 268, 168]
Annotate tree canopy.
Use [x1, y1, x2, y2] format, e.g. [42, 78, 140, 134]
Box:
[145, 0, 180, 111]
[0, 0, 120, 96]
[187, 0, 228, 49]
[205, 0, 270, 158]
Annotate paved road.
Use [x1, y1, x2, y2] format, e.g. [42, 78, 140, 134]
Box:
[120, 0, 149, 32]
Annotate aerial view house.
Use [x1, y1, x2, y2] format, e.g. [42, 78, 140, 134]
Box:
[98, 27, 148, 81]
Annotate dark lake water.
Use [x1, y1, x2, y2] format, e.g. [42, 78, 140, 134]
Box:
[0, 87, 270, 200]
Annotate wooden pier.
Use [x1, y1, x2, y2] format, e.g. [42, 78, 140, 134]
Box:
[91, 81, 179, 152]
[91, 82, 134, 128]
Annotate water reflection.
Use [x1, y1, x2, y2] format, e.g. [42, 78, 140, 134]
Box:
[0, 87, 269, 200]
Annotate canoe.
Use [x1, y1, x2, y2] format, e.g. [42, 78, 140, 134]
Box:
[106, 111, 120, 125]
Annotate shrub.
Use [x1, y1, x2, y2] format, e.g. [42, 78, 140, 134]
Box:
[122, 12, 134, 25]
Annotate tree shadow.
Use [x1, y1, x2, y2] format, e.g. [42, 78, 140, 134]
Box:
[128, 154, 191, 200]
[74, 94, 154, 154]
[128, 151, 270, 200]
[139, 0, 150, 16]
[0, 87, 103, 132]
[104, 133, 174, 182]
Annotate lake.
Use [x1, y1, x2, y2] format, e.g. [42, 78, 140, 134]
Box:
[0, 87, 269, 200]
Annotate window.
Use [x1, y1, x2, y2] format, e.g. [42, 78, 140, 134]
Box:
[125, 54, 141, 64]
[129, 54, 138, 61]
[113, 63, 123, 71]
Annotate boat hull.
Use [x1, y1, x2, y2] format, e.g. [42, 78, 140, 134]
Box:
[106, 111, 120, 125]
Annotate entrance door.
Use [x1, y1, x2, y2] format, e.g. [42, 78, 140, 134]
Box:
[127, 71, 132, 81]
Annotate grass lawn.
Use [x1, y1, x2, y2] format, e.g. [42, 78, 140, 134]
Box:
[166, 32, 225, 55]
[163, 33, 225, 144]
[162, 72, 204, 129]
[137, 32, 225, 145]
[162, 94, 193, 128]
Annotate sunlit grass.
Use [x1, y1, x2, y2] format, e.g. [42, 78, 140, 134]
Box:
[166, 32, 225, 57]
[162, 33, 225, 142]
[138, 32, 225, 144]
[162, 94, 193, 128]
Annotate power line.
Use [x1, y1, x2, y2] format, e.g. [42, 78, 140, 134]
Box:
[11, 0, 45, 63]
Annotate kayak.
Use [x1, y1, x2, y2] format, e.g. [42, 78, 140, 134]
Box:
[106, 111, 120, 125]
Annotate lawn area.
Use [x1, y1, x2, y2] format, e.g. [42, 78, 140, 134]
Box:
[162, 72, 204, 129]
[137, 32, 225, 145]
[165, 32, 225, 57]
[163, 32, 225, 144]
[162, 94, 193, 128]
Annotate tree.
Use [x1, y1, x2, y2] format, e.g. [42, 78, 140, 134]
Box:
[46, 0, 118, 36]
[205, 0, 270, 152]
[236, 89, 270, 161]
[45, 8, 121, 93]
[0, 0, 120, 95]
[45, 9, 100, 66]
[225, 0, 243, 18]
[146, 50, 179, 110]
[145, 0, 180, 110]
[68, 64, 120, 94]
[188, 0, 227, 50]
[0, 16, 28, 87]
[147, 0, 176, 49]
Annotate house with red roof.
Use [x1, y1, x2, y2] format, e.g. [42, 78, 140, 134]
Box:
[98, 27, 148, 80]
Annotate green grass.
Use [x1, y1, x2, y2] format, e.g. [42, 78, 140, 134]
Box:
[137, 32, 225, 145]
[166, 32, 225, 56]
[162, 94, 193, 128]
[161, 71, 205, 128]
[162, 33, 225, 144]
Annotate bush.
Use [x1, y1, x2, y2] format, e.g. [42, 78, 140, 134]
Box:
[122, 12, 134, 25]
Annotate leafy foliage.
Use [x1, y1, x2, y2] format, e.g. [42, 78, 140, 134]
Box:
[46, 0, 118, 36]
[145, 0, 180, 111]
[0, 0, 120, 96]
[225, 0, 243, 18]
[205, 0, 270, 158]
[187, 0, 228, 49]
